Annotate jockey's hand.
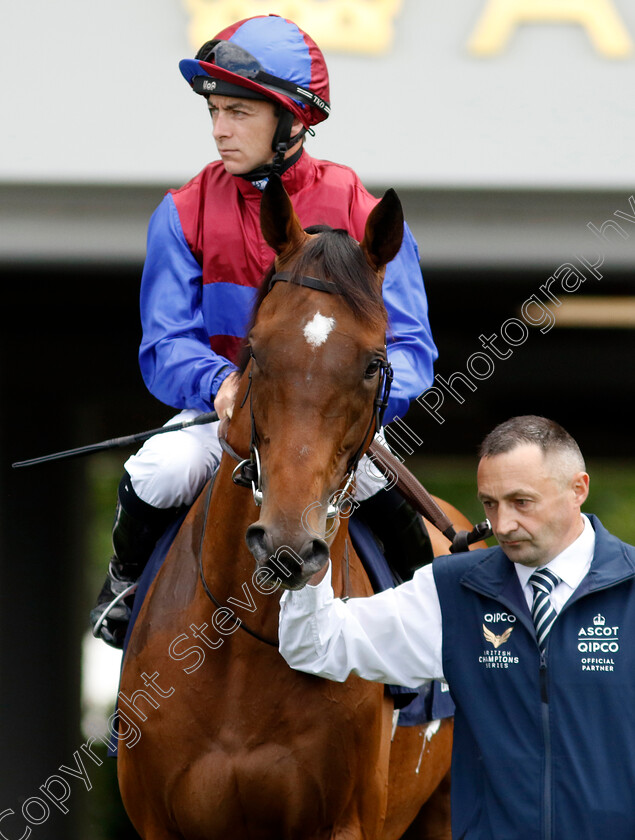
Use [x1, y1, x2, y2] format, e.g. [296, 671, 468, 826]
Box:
[214, 371, 241, 420]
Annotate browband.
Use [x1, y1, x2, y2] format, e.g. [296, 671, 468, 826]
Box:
[268, 271, 338, 295]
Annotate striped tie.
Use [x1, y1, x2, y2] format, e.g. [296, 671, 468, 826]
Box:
[529, 568, 561, 652]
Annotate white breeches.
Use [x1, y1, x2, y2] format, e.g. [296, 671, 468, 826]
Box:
[125, 410, 224, 509]
[125, 409, 388, 510]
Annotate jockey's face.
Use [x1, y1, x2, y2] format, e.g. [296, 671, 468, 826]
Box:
[208, 95, 279, 175]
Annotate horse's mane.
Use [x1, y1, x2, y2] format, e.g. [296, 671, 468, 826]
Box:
[238, 225, 387, 373]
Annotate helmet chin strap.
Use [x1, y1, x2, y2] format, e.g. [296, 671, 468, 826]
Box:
[270, 109, 305, 174]
[241, 109, 308, 183]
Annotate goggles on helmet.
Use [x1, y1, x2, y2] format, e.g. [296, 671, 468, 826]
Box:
[192, 39, 330, 119]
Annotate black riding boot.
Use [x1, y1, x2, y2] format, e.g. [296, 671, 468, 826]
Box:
[90, 473, 178, 649]
[354, 486, 434, 584]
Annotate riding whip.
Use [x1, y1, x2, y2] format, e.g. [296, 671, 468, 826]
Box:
[11, 411, 219, 468]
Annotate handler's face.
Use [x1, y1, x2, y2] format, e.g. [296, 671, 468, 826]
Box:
[477, 444, 589, 568]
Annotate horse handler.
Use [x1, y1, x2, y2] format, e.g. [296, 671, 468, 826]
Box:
[91, 14, 438, 647]
[280, 415, 635, 840]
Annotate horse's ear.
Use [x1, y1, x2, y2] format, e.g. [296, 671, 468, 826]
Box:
[360, 189, 404, 272]
[260, 174, 307, 256]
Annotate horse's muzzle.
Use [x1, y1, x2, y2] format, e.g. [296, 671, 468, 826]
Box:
[245, 524, 330, 589]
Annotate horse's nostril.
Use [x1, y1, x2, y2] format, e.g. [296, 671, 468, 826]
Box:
[303, 539, 330, 567]
[245, 525, 270, 563]
[292, 538, 330, 579]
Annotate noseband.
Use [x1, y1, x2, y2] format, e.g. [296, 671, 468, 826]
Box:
[220, 271, 393, 518]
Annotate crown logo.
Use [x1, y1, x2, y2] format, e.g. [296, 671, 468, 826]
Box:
[593, 613, 606, 626]
[182, 0, 405, 55]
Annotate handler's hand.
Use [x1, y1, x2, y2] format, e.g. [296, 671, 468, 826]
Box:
[214, 371, 240, 420]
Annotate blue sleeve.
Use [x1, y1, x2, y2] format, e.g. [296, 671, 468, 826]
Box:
[138, 194, 238, 412]
[382, 223, 438, 423]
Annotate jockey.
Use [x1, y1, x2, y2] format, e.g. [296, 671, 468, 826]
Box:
[90, 14, 438, 647]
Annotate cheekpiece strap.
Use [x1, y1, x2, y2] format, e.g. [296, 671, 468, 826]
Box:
[374, 360, 394, 430]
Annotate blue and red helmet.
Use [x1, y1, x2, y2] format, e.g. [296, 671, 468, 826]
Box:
[179, 14, 330, 130]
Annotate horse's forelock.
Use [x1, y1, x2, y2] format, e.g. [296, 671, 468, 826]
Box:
[239, 227, 386, 374]
[289, 228, 386, 326]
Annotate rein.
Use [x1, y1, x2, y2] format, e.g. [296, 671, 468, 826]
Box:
[367, 440, 492, 552]
[197, 475, 279, 647]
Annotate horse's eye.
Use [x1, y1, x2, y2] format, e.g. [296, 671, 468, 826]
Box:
[364, 359, 382, 379]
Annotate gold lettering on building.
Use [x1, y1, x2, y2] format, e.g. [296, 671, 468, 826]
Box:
[468, 0, 633, 58]
[182, 0, 405, 54]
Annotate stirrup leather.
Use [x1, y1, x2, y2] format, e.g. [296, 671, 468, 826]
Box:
[91, 563, 138, 639]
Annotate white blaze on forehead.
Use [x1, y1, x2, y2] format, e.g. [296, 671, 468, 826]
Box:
[303, 311, 336, 348]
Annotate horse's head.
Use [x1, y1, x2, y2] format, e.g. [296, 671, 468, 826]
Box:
[240, 175, 403, 588]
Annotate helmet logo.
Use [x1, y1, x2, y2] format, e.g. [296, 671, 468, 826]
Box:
[202, 79, 217, 92]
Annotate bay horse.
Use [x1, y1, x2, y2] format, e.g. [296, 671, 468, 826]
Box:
[117, 176, 480, 839]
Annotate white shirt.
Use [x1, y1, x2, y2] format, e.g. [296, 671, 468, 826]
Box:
[278, 514, 596, 687]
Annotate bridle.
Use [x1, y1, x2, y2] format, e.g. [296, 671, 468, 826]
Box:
[220, 271, 393, 519]
[199, 270, 389, 645]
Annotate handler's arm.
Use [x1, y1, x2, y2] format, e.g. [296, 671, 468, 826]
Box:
[278, 562, 444, 687]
